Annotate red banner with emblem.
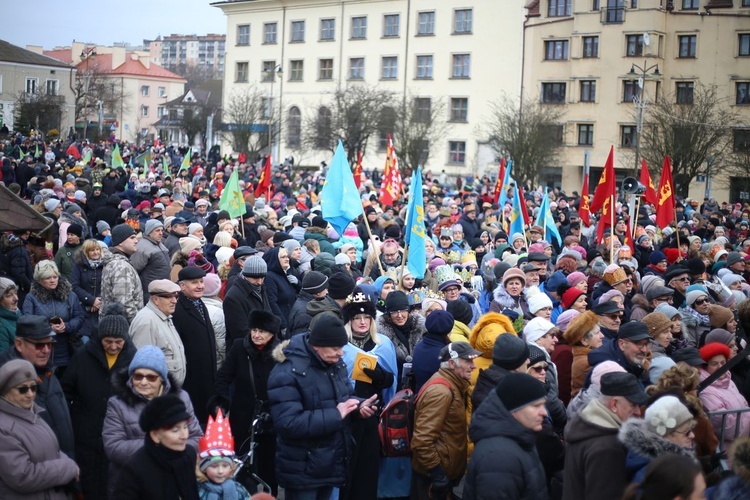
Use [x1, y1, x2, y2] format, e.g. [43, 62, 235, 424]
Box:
[254, 155, 272, 198]
[493, 158, 506, 204]
[379, 134, 402, 206]
[353, 150, 363, 189]
[640, 159, 658, 206]
[655, 155, 676, 229]
[580, 171, 591, 226]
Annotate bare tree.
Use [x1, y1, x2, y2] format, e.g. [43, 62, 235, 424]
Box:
[484, 95, 564, 189]
[14, 92, 64, 136]
[388, 93, 449, 175]
[304, 83, 393, 164]
[74, 61, 128, 140]
[638, 84, 738, 196]
[222, 85, 268, 157]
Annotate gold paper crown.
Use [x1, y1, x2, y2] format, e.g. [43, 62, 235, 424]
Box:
[461, 250, 477, 266]
[603, 266, 628, 285]
[440, 227, 453, 238]
[383, 268, 399, 282]
[445, 250, 462, 264]
[408, 289, 426, 306]
[456, 268, 473, 284]
[435, 265, 459, 287]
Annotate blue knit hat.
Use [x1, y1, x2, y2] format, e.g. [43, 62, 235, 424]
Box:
[649, 251, 667, 265]
[545, 271, 567, 295]
[129, 345, 168, 383]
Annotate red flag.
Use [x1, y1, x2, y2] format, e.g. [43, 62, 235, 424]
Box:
[590, 146, 615, 213]
[66, 143, 81, 159]
[518, 188, 530, 225]
[254, 155, 272, 198]
[580, 171, 591, 226]
[596, 193, 615, 244]
[493, 158, 506, 204]
[640, 159, 658, 206]
[353, 150, 363, 189]
[655, 156, 676, 229]
[623, 219, 634, 250]
[380, 135, 402, 206]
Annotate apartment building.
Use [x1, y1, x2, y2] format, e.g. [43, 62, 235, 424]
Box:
[214, 0, 525, 173]
[524, 0, 750, 202]
[146, 34, 226, 78]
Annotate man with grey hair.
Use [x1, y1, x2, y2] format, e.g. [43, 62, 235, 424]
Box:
[130, 219, 170, 303]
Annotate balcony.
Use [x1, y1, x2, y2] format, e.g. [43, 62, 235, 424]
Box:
[601, 6, 625, 24]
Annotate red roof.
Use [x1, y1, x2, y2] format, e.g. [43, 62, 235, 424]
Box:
[43, 49, 74, 64]
[49, 52, 185, 81]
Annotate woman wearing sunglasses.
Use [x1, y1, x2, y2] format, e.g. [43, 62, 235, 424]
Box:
[103, 345, 202, 497]
[680, 288, 712, 347]
[0, 359, 79, 498]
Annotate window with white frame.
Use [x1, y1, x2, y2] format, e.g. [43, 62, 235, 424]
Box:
[416, 55, 433, 79]
[45, 79, 59, 96]
[418, 11, 435, 35]
[381, 57, 398, 79]
[25, 78, 38, 94]
[454, 9, 472, 34]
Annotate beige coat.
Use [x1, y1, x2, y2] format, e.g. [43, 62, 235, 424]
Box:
[129, 301, 187, 385]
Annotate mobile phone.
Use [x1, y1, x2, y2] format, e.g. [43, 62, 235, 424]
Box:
[50, 316, 63, 325]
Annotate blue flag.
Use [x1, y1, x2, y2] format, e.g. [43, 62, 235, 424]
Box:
[497, 160, 513, 209]
[321, 141, 363, 237]
[536, 188, 562, 246]
[509, 184, 526, 240]
[404, 168, 426, 279]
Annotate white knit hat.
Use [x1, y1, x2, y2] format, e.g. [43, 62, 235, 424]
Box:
[524, 317, 556, 343]
[645, 395, 693, 437]
[528, 292, 553, 314]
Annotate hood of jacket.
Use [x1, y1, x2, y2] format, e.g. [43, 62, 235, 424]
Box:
[469, 312, 517, 357]
[630, 293, 649, 311]
[565, 399, 622, 445]
[306, 296, 342, 319]
[30, 278, 73, 303]
[468, 389, 537, 451]
[492, 284, 519, 310]
[263, 246, 286, 275]
[0, 233, 25, 251]
[618, 418, 697, 464]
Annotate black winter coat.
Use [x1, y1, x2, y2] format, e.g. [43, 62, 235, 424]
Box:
[61, 339, 136, 499]
[223, 276, 271, 349]
[223, 262, 243, 295]
[471, 364, 512, 412]
[464, 390, 548, 500]
[172, 293, 217, 427]
[267, 334, 354, 490]
[263, 247, 298, 331]
[0, 233, 33, 299]
[287, 291, 315, 336]
[70, 251, 104, 339]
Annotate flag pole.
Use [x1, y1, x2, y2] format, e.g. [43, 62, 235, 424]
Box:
[674, 209, 681, 252]
[610, 193, 615, 263]
[362, 210, 385, 275]
[632, 196, 640, 241]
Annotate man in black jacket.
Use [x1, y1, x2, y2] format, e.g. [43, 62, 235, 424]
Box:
[223, 256, 270, 350]
[287, 271, 329, 337]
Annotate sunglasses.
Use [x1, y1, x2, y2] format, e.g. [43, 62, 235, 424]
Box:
[604, 314, 623, 320]
[23, 339, 56, 351]
[693, 298, 709, 306]
[15, 384, 38, 395]
[531, 365, 548, 374]
[132, 372, 161, 383]
[672, 277, 691, 282]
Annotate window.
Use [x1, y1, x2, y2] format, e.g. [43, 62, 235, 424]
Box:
[381, 56, 398, 79]
[604, 0, 625, 23]
[737, 82, 750, 105]
[682, 0, 699, 9]
[744, 0, 750, 6]
[25, 78, 37, 94]
[349, 58, 365, 80]
[319, 59, 333, 80]
[237, 25, 250, 45]
[545, 40, 569, 60]
[621, 125, 637, 148]
[451, 54, 471, 78]
[626, 34, 644, 56]
[384, 14, 399, 37]
[315, 106, 332, 148]
[287, 106, 302, 147]
[157, 106, 166, 118]
[740, 34, 750, 56]
[578, 124, 594, 145]
[261, 97, 273, 119]
[450, 98, 468, 122]
[262, 61, 277, 81]
[236, 62, 249, 82]
[735, 129, 750, 152]
[549, 0, 572, 17]
[454, 9, 473, 34]
[351, 16, 367, 39]
[264, 23, 278, 44]
[676, 82, 694, 104]
[141, 85, 150, 96]
[45, 79, 59, 96]
[291, 20, 305, 42]
[541, 82, 567, 103]
[141, 105, 149, 117]
[158, 86, 166, 97]
[378, 107, 397, 151]
[449, 141, 466, 164]
[414, 98, 431, 123]
[678, 35, 697, 58]
[418, 11, 435, 35]
[416, 55, 433, 79]
[583, 36, 599, 58]
[580, 80, 596, 102]
[543, 124, 564, 144]
[321, 18, 335, 41]
[623, 80, 640, 102]
[289, 60, 304, 81]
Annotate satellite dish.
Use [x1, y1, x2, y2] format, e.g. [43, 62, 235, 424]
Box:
[643, 33, 651, 47]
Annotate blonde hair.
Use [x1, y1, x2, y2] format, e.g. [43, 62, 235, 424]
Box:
[81, 239, 102, 258]
[344, 319, 381, 345]
[34, 260, 59, 281]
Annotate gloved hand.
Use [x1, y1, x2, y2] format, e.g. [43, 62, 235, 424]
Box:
[428, 465, 450, 499]
[287, 274, 299, 285]
[362, 363, 393, 388]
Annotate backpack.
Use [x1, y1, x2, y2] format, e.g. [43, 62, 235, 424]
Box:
[378, 377, 452, 457]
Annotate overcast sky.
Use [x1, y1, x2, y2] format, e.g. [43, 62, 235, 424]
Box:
[5, 0, 227, 49]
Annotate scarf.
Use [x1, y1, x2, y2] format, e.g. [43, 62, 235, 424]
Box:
[390, 316, 413, 350]
[351, 332, 370, 350]
[198, 479, 242, 500]
[684, 306, 710, 326]
[88, 258, 102, 269]
[144, 437, 199, 499]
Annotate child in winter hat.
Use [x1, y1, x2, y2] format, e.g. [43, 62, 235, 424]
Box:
[196, 409, 251, 498]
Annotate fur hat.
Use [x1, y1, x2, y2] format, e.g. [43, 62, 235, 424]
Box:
[249, 310, 281, 336]
[139, 394, 190, 432]
[563, 311, 600, 346]
[642, 312, 672, 339]
[342, 287, 377, 322]
[700, 342, 731, 362]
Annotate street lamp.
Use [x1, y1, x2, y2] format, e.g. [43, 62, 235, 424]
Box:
[628, 60, 660, 175]
[80, 47, 97, 140]
[263, 64, 283, 165]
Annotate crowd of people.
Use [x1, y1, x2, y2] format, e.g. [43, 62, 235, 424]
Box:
[2, 133, 750, 499]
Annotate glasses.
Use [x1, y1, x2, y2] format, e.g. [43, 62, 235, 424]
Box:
[132, 372, 161, 383]
[655, 297, 674, 304]
[693, 298, 709, 306]
[444, 287, 460, 294]
[22, 339, 56, 351]
[530, 365, 548, 374]
[625, 340, 651, 351]
[352, 314, 372, 322]
[672, 277, 691, 282]
[390, 310, 408, 317]
[15, 384, 38, 395]
[383, 253, 398, 259]
[155, 293, 179, 299]
[604, 314, 623, 321]
[672, 424, 697, 436]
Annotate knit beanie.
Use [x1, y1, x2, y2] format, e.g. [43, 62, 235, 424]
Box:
[44, 198, 61, 212]
[311, 216, 327, 229]
[202, 273, 222, 297]
[495, 372, 546, 413]
[561, 287, 586, 309]
[649, 251, 667, 265]
[446, 299, 473, 326]
[179, 237, 202, 255]
[301, 271, 329, 295]
[527, 344, 547, 367]
[545, 271, 568, 294]
[259, 229, 275, 243]
[67, 224, 83, 238]
[642, 312, 672, 339]
[700, 342, 731, 362]
[566, 272, 587, 288]
[129, 345, 169, 383]
[648, 356, 677, 385]
[654, 303, 680, 320]
[425, 310, 454, 336]
[422, 297, 447, 313]
[644, 395, 694, 437]
[0, 278, 16, 297]
[686, 289, 708, 307]
[708, 304, 735, 328]
[524, 317, 556, 343]
[281, 239, 301, 255]
[110, 224, 136, 247]
[65, 203, 83, 215]
[144, 219, 163, 236]
[528, 292, 553, 314]
[598, 289, 624, 305]
[385, 291, 410, 313]
[727, 252, 744, 268]
[139, 394, 190, 433]
[96, 220, 111, 234]
[640, 275, 665, 297]
[328, 272, 355, 299]
[309, 313, 348, 347]
[242, 256, 267, 277]
[492, 333, 530, 370]
[555, 309, 580, 333]
[335, 253, 350, 265]
[97, 304, 130, 340]
[591, 361, 626, 389]
[705, 328, 735, 347]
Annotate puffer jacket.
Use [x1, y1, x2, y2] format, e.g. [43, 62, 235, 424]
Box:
[70, 250, 104, 340]
[0, 306, 19, 354]
[376, 312, 426, 381]
[267, 334, 354, 490]
[100, 249, 143, 323]
[23, 279, 85, 368]
[263, 247, 298, 331]
[699, 368, 750, 448]
[464, 389, 548, 500]
[0, 399, 79, 500]
[0, 233, 33, 299]
[102, 369, 202, 493]
[130, 234, 171, 302]
[411, 368, 471, 481]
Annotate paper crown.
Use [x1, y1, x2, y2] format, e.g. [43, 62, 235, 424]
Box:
[603, 266, 628, 285]
[461, 250, 478, 266]
[440, 227, 453, 238]
[435, 265, 459, 287]
[382, 268, 399, 282]
[455, 268, 474, 284]
[408, 287, 445, 306]
[198, 409, 235, 459]
[346, 290, 371, 306]
[444, 250, 462, 264]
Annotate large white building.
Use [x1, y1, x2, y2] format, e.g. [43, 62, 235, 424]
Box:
[213, 0, 525, 175]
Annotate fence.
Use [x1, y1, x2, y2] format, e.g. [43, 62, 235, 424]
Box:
[707, 407, 750, 454]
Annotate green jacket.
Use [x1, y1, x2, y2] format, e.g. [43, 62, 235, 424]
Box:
[54, 243, 82, 281]
[0, 306, 20, 354]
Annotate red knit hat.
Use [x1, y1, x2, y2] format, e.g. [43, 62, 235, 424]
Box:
[700, 342, 731, 363]
[561, 287, 586, 309]
[663, 247, 681, 265]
